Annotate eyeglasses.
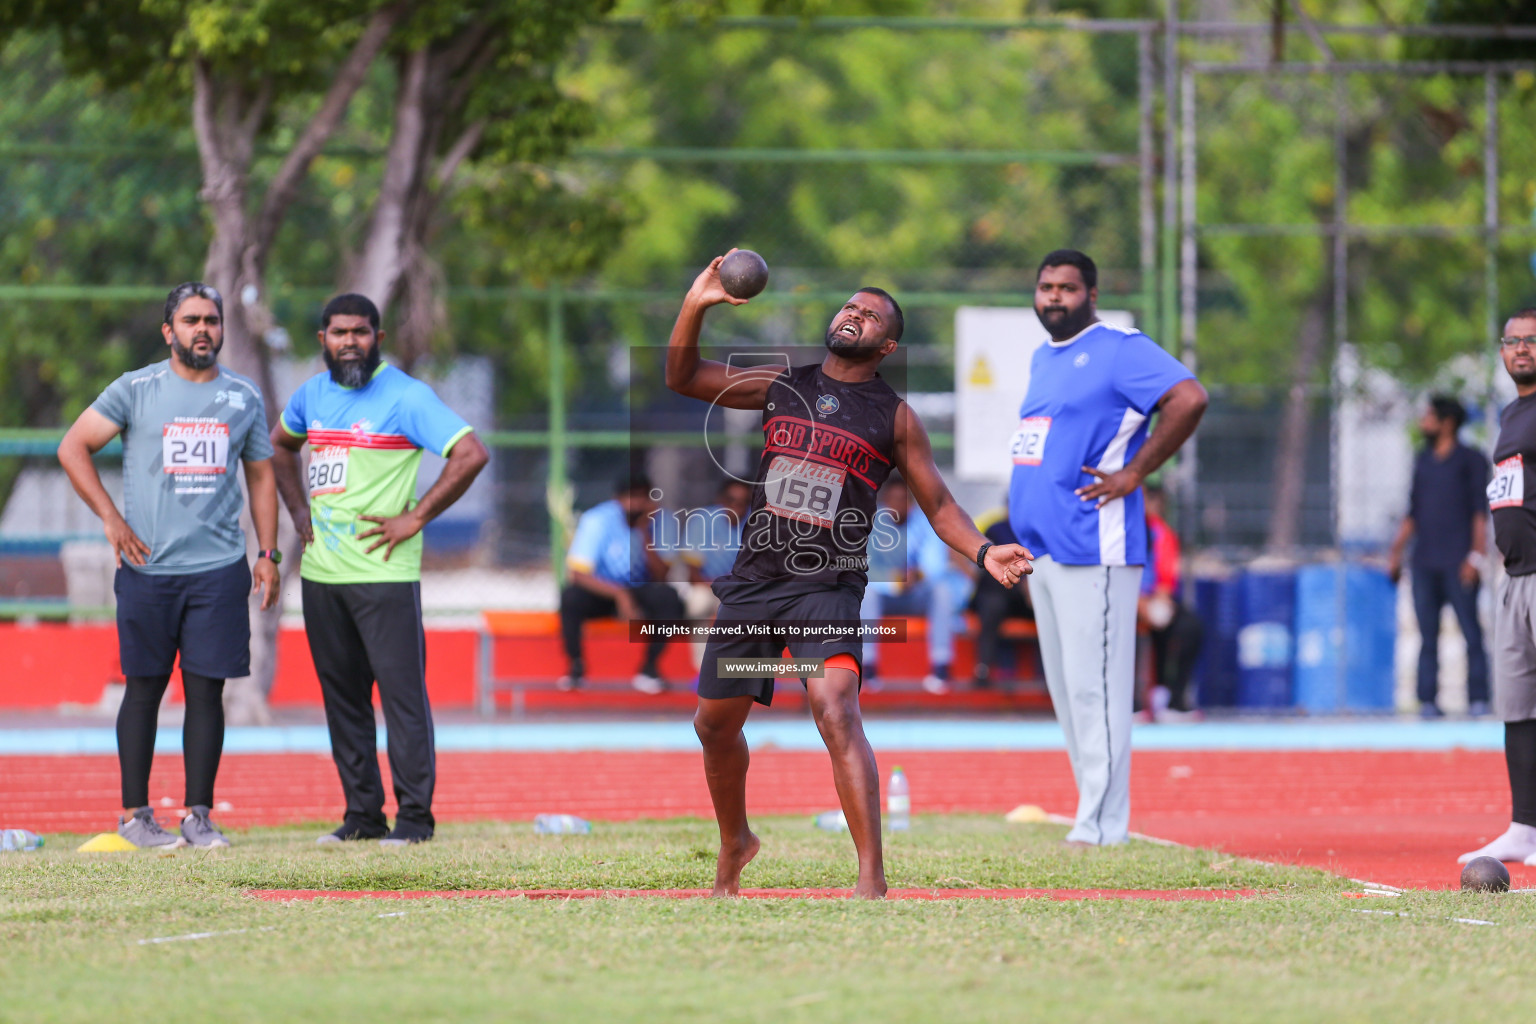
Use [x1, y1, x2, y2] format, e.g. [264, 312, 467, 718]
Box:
[1500, 335, 1536, 349]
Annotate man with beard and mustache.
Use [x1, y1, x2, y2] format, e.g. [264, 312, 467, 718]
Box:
[1009, 249, 1207, 847]
[58, 282, 279, 849]
[666, 252, 1035, 897]
[1460, 309, 1536, 867]
[1387, 395, 1491, 719]
[270, 293, 488, 845]
[557, 472, 687, 693]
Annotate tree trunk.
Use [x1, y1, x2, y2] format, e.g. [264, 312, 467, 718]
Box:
[1265, 277, 1332, 553]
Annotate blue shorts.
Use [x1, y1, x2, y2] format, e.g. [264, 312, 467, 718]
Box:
[114, 559, 252, 678]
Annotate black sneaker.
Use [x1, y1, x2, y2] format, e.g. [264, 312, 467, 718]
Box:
[379, 822, 433, 847]
[316, 821, 389, 845]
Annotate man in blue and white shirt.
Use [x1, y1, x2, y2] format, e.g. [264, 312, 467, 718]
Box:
[1008, 249, 1207, 845]
[559, 472, 685, 693]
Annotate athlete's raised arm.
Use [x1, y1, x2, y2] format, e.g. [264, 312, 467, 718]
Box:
[665, 251, 782, 410]
[894, 402, 1033, 589]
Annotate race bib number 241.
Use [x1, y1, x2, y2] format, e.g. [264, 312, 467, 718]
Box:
[162, 423, 228, 474]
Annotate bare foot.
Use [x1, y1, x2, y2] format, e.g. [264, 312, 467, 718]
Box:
[711, 831, 761, 896]
[852, 879, 888, 900]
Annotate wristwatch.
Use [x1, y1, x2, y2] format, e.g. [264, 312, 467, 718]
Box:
[975, 542, 993, 569]
[257, 549, 283, 565]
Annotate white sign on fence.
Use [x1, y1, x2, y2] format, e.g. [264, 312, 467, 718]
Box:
[954, 307, 1134, 483]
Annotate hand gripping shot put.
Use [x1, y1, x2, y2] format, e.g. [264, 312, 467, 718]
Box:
[665, 250, 1034, 898]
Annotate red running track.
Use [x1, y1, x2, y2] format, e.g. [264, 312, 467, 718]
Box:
[0, 748, 1523, 891]
[249, 887, 1252, 902]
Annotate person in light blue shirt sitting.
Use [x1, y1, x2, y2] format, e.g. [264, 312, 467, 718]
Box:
[858, 477, 973, 694]
[559, 472, 685, 694]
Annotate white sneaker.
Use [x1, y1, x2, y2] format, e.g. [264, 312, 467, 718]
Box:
[921, 675, 951, 696]
[1459, 822, 1536, 864]
[631, 673, 665, 695]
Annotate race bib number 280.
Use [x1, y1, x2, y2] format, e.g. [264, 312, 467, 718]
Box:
[307, 445, 350, 496]
[162, 423, 228, 474]
[764, 455, 846, 529]
[1490, 455, 1525, 510]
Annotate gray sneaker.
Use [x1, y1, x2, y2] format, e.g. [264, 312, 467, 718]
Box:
[180, 806, 231, 848]
[118, 808, 189, 849]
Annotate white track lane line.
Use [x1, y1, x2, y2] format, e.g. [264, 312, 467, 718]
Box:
[138, 926, 278, 945]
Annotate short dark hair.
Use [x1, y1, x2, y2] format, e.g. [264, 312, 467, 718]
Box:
[1429, 394, 1466, 429]
[615, 471, 653, 496]
[321, 293, 381, 332]
[718, 478, 751, 497]
[1036, 249, 1098, 290]
[163, 282, 222, 325]
[855, 286, 904, 342]
[1508, 307, 1536, 324]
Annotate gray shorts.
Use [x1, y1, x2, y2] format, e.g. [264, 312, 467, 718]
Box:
[1495, 571, 1536, 721]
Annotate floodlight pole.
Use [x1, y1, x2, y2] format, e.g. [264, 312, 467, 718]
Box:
[1485, 70, 1501, 459]
[547, 284, 569, 583]
[1138, 26, 1157, 334]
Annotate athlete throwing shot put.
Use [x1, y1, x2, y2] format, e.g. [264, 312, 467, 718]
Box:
[666, 252, 1033, 898]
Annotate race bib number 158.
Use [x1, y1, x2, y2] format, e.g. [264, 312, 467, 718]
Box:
[764, 455, 846, 529]
[1490, 455, 1524, 510]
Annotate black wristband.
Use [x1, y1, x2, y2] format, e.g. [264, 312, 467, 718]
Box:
[975, 542, 993, 570]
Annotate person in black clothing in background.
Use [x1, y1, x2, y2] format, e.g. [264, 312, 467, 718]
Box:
[1388, 395, 1492, 718]
[968, 509, 1033, 690]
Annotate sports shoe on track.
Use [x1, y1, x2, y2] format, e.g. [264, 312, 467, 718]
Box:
[316, 821, 389, 845]
[921, 674, 952, 696]
[631, 672, 666, 695]
[555, 674, 583, 693]
[118, 807, 188, 849]
[1468, 701, 1492, 718]
[180, 806, 231, 848]
[379, 822, 433, 847]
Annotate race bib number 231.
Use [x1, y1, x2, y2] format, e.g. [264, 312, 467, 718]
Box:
[1490, 455, 1524, 510]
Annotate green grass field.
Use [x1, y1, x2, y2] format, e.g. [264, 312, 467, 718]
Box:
[0, 816, 1528, 1023]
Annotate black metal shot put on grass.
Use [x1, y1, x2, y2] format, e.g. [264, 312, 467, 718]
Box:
[1460, 855, 1511, 892]
[719, 249, 769, 299]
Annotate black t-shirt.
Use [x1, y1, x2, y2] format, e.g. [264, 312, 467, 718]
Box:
[722, 363, 901, 590]
[1408, 442, 1489, 569]
[1491, 394, 1536, 576]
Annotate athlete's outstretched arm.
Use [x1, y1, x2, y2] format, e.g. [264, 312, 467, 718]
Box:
[1077, 377, 1208, 509]
[893, 403, 1033, 588]
[58, 408, 148, 568]
[665, 252, 780, 410]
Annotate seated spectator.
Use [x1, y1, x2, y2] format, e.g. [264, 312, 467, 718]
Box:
[558, 473, 684, 694]
[679, 479, 752, 668]
[968, 505, 1034, 690]
[859, 477, 973, 694]
[1139, 484, 1203, 719]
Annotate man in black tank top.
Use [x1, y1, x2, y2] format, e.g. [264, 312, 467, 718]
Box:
[666, 250, 1034, 898]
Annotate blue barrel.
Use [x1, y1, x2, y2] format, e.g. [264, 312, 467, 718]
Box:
[1292, 564, 1396, 712]
[1192, 577, 1241, 707]
[1235, 570, 1296, 708]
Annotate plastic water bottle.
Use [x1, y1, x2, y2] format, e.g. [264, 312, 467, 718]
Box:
[0, 829, 43, 851]
[814, 809, 848, 831]
[887, 766, 910, 832]
[533, 814, 591, 835]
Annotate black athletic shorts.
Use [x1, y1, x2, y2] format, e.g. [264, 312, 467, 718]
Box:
[114, 558, 252, 678]
[697, 577, 865, 706]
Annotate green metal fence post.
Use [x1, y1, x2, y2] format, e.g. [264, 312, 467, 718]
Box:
[547, 284, 569, 583]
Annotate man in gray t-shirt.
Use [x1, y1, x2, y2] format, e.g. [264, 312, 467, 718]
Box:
[58, 282, 279, 851]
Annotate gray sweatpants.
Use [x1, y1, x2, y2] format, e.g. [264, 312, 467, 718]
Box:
[1028, 555, 1144, 845]
[1494, 570, 1536, 722]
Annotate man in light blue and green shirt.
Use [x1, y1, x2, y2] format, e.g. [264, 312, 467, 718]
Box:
[272, 293, 488, 846]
